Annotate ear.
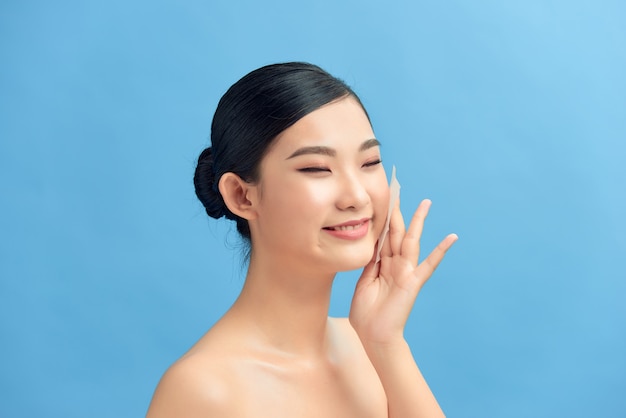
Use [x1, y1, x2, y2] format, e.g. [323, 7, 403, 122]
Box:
[218, 172, 259, 221]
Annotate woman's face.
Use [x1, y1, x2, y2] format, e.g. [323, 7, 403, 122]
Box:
[248, 96, 390, 273]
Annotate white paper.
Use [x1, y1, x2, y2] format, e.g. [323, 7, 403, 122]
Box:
[375, 165, 401, 263]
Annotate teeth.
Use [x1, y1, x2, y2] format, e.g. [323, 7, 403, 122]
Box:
[333, 224, 361, 231]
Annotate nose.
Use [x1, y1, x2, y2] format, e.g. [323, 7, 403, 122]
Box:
[336, 171, 370, 211]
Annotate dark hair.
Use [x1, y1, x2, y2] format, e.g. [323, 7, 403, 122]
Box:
[194, 62, 368, 241]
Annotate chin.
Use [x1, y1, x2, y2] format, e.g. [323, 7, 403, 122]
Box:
[330, 245, 374, 272]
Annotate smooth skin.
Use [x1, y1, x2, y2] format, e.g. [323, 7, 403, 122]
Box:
[352, 198, 457, 417]
[146, 97, 457, 418]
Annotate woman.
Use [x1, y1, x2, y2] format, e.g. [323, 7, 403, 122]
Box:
[147, 62, 457, 417]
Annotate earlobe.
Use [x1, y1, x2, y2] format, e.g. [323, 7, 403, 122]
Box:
[218, 172, 258, 220]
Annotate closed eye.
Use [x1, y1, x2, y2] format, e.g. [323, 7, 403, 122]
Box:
[363, 159, 382, 168]
[298, 166, 331, 173]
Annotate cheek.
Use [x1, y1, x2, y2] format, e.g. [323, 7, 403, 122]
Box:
[370, 177, 391, 227]
[263, 178, 333, 220]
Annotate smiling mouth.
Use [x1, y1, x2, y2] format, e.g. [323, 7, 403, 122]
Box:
[324, 223, 366, 231]
[322, 219, 371, 240]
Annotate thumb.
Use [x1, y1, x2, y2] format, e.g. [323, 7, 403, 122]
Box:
[355, 251, 379, 291]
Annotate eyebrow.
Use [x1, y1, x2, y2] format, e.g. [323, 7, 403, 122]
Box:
[286, 138, 381, 159]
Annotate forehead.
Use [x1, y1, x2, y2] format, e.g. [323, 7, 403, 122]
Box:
[269, 97, 376, 158]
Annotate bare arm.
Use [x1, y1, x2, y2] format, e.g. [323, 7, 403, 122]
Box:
[363, 339, 444, 417]
[350, 199, 457, 417]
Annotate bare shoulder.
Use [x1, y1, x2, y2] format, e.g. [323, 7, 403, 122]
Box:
[329, 316, 376, 368]
[329, 316, 366, 352]
[146, 318, 386, 418]
[328, 317, 387, 407]
[146, 348, 238, 418]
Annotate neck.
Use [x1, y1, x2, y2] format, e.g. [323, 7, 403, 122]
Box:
[227, 253, 336, 358]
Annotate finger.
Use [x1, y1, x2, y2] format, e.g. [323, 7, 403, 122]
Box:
[380, 198, 400, 259]
[401, 199, 431, 265]
[388, 198, 405, 256]
[355, 253, 379, 290]
[380, 228, 393, 258]
[415, 233, 458, 285]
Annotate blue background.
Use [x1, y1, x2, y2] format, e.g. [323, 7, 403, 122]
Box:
[1, 1, 625, 417]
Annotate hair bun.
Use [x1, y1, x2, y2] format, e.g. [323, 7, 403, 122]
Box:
[194, 62, 358, 241]
[194, 147, 227, 219]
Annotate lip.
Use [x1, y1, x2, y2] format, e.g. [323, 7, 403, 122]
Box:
[323, 218, 371, 240]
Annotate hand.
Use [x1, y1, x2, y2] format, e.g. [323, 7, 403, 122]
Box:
[349, 199, 457, 346]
